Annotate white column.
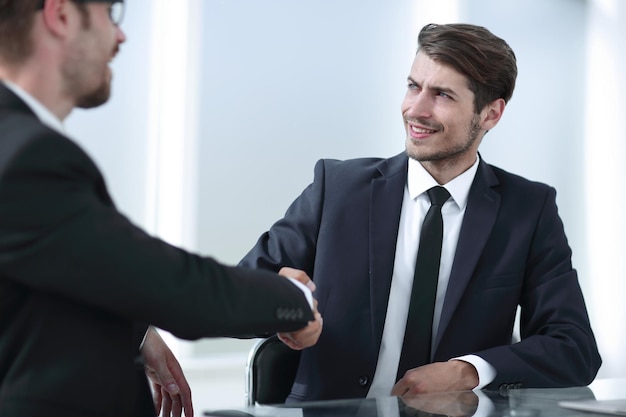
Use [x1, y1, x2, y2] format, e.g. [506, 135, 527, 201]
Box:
[584, 0, 626, 378]
[145, 0, 203, 358]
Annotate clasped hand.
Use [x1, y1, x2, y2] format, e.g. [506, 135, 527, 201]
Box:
[277, 267, 323, 350]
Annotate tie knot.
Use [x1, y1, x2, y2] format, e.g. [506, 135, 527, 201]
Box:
[427, 186, 450, 207]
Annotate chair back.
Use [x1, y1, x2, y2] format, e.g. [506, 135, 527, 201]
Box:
[245, 335, 301, 406]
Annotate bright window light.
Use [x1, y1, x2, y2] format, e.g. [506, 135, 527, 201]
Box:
[584, 0, 626, 377]
[146, 0, 202, 358]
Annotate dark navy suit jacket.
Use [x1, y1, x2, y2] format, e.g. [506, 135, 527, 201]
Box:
[240, 152, 601, 401]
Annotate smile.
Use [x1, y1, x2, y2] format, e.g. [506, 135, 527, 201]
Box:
[411, 125, 437, 134]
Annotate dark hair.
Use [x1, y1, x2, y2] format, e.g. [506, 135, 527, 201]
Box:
[417, 23, 518, 113]
[0, 0, 90, 65]
[0, 0, 40, 64]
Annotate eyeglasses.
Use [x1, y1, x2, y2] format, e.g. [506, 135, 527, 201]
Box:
[37, 0, 125, 26]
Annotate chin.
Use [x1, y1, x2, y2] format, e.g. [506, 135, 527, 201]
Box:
[76, 83, 111, 109]
[406, 146, 445, 163]
[405, 140, 427, 161]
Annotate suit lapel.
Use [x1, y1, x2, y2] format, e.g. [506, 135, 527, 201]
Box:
[369, 152, 407, 349]
[433, 159, 501, 352]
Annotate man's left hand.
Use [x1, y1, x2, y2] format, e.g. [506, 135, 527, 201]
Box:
[391, 360, 479, 397]
[141, 327, 194, 417]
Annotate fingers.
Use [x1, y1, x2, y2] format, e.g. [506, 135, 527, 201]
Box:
[277, 333, 300, 350]
[160, 359, 193, 417]
[156, 385, 190, 417]
[277, 266, 322, 351]
[171, 392, 183, 417]
[278, 311, 323, 350]
[153, 381, 164, 414]
[391, 379, 409, 397]
[161, 386, 173, 417]
[391, 362, 477, 398]
[142, 327, 194, 417]
[176, 376, 193, 417]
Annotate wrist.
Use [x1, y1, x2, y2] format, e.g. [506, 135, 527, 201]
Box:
[451, 359, 479, 390]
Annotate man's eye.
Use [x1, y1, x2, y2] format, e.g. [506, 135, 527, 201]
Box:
[437, 91, 451, 99]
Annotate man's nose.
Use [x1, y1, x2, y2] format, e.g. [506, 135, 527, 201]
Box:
[405, 92, 433, 119]
[116, 26, 127, 44]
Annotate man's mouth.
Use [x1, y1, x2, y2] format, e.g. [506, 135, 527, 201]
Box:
[410, 125, 437, 134]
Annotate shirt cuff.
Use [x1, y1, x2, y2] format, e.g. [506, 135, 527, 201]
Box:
[286, 277, 314, 310]
[451, 354, 496, 389]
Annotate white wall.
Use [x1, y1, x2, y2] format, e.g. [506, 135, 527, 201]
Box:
[65, 0, 626, 410]
[66, 0, 153, 226]
[194, 0, 417, 264]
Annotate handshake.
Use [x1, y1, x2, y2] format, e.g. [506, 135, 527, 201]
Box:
[279, 267, 323, 350]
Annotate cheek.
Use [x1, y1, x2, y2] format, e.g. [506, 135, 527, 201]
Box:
[400, 94, 413, 114]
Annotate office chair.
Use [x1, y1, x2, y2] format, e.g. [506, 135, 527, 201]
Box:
[244, 335, 301, 406]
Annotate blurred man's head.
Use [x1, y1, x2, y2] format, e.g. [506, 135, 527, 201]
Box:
[0, 0, 126, 111]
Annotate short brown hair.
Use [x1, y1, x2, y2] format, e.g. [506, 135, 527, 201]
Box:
[0, 0, 90, 65]
[417, 23, 518, 113]
[0, 0, 40, 64]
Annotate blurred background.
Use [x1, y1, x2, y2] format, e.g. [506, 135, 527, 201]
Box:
[65, 0, 626, 411]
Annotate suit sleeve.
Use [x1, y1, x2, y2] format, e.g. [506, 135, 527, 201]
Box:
[0, 130, 313, 340]
[476, 187, 601, 388]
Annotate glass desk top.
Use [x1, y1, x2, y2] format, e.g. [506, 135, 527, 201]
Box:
[204, 378, 626, 417]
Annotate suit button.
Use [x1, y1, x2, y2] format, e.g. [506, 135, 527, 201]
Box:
[358, 376, 369, 386]
[276, 308, 303, 320]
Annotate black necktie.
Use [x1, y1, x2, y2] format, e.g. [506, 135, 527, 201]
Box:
[396, 186, 450, 380]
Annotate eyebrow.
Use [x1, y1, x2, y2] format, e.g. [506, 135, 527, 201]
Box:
[407, 76, 459, 98]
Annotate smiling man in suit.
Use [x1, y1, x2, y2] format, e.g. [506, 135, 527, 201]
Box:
[0, 1, 321, 416]
[240, 23, 601, 401]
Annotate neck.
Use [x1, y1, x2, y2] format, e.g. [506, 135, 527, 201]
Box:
[420, 153, 478, 185]
[1, 52, 74, 121]
[4, 75, 73, 121]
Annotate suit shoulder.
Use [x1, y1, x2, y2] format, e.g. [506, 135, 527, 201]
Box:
[487, 163, 555, 193]
[318, 152, 406, 175]
[0, 113, 95, 176]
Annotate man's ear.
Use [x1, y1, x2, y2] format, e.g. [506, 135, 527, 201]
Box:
[40, 0, 74, 38]
[480, 98, 506, 131]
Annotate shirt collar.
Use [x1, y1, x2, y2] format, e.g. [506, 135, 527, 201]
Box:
[407, 155, 480, 210]
[2, 80, 66, 135]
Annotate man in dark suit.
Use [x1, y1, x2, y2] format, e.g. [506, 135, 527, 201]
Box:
[240, 23, 601, 401]
[0, 1, 320, 416]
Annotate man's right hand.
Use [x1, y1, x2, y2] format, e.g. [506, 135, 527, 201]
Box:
[277, 267, 323, 350]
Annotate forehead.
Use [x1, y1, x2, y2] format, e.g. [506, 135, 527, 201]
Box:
[410, 51, 472, 94]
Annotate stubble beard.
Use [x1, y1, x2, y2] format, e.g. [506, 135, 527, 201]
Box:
[406, 114, 482, 164]
[75, 78, 111, 109]
[63, 34, 117, 110]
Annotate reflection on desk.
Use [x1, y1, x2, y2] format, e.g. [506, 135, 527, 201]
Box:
[204, 378, 626, 417]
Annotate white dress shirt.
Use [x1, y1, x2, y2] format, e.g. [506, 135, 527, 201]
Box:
[367, 156, 495, 398]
